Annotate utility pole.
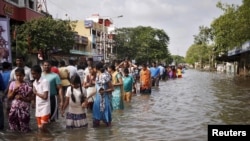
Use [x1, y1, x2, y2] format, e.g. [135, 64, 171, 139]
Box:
[101, 15, 123, 63]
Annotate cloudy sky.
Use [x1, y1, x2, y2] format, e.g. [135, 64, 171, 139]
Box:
[45, 0, 242, 57]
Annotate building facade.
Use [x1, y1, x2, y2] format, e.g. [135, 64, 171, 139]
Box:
[83, 14, 117, 63]
[223, 40, 250, 76]
[0, 0, 45, 21]
[0, 0, 46, 65]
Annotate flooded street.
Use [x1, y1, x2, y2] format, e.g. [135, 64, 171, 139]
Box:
[1, 69, 250, 141]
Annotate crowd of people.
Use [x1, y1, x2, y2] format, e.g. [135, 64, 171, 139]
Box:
[0, 55, 185, 133]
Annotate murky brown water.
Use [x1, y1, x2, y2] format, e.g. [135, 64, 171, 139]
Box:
[1, 69, 250, 141]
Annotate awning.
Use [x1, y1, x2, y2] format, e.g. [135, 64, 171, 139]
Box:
[228, 41, 250, 56]
[70, 50, 93, 56]
[216, 54, 240, 62]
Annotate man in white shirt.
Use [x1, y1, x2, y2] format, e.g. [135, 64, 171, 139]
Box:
[31, 65, 50, 131]
[9, 55, 33, 82]
[67, 59, 77, 79]
[158, 64, 165, 80]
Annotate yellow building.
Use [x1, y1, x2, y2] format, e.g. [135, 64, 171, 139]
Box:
[52, 19, 113, 64]
[66, 13, 121, 64]
[72, 14, 117, 63]
[71, 21, 91, 57]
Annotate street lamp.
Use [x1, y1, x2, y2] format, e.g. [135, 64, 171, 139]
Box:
[101, 15, 123, 62]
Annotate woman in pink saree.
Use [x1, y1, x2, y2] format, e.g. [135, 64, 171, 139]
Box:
[7, 68, 33, 132]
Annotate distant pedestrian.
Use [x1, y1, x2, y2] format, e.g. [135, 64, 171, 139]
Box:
[58, 60, 71, 99]
[177, 66, 182, 78]
[122, 68, 134, 102]
[51, 60, 59, 75]
[0, 62, 11, 93]
[172, 66, 177, 78]
[116, 58, 137, 94]
[67, 59, 77, 79]
[140, 64, 151, 94]
[158, 64, 165, 80]
[166, 66, 172, 79]
[150, 62, 160, 87]
[83, 65, 96, 111]
[108, 64, 124, 110]
[84, 58, 94, 77]
[77, 64, 86, 85]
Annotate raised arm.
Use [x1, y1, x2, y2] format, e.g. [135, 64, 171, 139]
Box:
[116, 61, 124, 70]
[129, 61, 137, 68]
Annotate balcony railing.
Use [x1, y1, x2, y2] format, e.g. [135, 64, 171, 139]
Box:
[74, 34, 88, 45]
[96, 37, 101, 43]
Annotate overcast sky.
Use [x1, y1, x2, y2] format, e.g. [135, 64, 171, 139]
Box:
[45, 0, 242, 57]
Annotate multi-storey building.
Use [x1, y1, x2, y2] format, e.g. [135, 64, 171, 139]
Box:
[83, 14, 117, 63]
[71, 15, 116, 63]
[0, 0, 46, 64]
[0, 0, 46, 22]
[0, 0, 93, 65]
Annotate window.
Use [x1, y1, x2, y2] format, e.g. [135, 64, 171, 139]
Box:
[28, 0, 34, 9]
[10, 0, 18, 4]
[73, 45, 80, 51]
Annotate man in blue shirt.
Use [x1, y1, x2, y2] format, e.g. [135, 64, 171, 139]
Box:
[1, 62, 11, 91]
[0, 72, 4, 130]
[0, 62, 11, 130]
[150, 62, 160, 87]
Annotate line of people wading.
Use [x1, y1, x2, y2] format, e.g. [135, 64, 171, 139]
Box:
[0, 55, 184, 132]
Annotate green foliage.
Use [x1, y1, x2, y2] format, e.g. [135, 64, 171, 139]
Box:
[114, 26, 171, 64]
[185, 44, 201, 65]
[15, 17, 75, 59]
[185, 44, 210, 65]
[171, 55, 185, 65]
[187, 24, 214, 67]
[193, 26, 213, 45]
[236, 0, 250, 45]
[187, 1, 250, 68]
[187, 0, 249, 67]
[211, 1, 250, 55]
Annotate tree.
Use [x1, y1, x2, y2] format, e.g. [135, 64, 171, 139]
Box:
[193, 26, 213, 45]
[15, 17, 75, 60]
[114, 26, 171, 64]
[185, 44, 206, 66]
[210, 1, 250, 67]
[187, 1, 249, 68]
[171, 55, 185, 66]
[235, 0, 250, 44]
[211, 2, 240, 54]
[192, 25, 213, 68]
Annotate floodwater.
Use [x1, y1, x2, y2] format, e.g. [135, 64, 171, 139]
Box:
[1, 69, 250, 141]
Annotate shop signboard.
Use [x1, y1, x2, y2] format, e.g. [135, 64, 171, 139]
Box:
[0, 17, 12, 63]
